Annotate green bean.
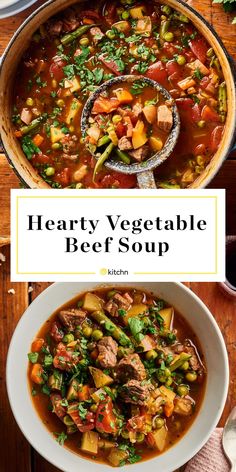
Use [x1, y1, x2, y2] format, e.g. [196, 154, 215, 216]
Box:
[160, 19, 170, 40]
[61, 24, 98, 46]
[97, 134, 111, 148]
[90, 310, 133, 347]
[218, 82, 227, 122]
[20, 113, 47, 135]
[115, 149, 131, 165]
[93, 142, 114, 180]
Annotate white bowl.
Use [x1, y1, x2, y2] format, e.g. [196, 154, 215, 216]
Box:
[6, 282, 229, 472]
[0, 0, 20, 8]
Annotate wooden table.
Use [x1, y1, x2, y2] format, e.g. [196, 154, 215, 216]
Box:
[0, 1, 236, 471]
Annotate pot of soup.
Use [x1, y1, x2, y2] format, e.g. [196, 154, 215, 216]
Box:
[0, 0, 235, 189]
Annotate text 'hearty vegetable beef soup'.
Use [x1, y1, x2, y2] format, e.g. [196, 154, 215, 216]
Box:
[28, 288, 206, 467]
[13, 0, 227, 189]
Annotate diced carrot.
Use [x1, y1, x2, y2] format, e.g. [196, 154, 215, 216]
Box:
[33, 134, 44, 147]
[31, 363, 44, 385]
[31, 338, 44, 353]
[201, 105, 220, 122]
[90, 348, 99, 360]
[92, 97, 120, 114]
[14, 130, 22, 138]
[83, 18, 95, 24]
[164, 401, 174, 418]
[114, 89, 134, 104]
[78, 384, 90, 401]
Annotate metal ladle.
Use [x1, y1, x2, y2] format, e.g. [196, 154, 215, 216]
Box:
[81, 75, 180, 189]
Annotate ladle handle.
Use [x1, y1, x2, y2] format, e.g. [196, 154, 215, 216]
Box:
[137, 171, 157, 189]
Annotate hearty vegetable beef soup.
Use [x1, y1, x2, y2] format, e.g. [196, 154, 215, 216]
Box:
[28, 288, 206, 467]
[13, 0, 227, 189]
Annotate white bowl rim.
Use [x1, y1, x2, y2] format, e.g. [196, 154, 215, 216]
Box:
[6, 282, 229, 472]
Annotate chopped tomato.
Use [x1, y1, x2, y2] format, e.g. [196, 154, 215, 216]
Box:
[201, 105, 220, 122]
[166, 60, 183, 79]
[53, 342, 80, 371]
[95, 397, 118, 434]
[55, 168, 71, 187]
[210, 126, 224, 152]
[146, 61, 168, 84]
[127, 415, 146, 432]
[92, 96, 120, 114]
[190, 35, 209, 64]
[115, 121, 127, 139]
[50, 393, 67, 420]
[99, 172, 137, 189]
[50, 321, 64, 343]
[68, 403, 95, 432]
[49, 59, 67, 81]
[176, 98, 194, 110]
[191, 103, 201, 122]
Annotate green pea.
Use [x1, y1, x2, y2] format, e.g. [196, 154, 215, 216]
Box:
[177, 384, 189, 396]
[63, 333, 74, 344]
[161, 5, 172, 15]
[177, 55, 186, 66]
[163, 32, 174, 42]
[51, 143, 61, 150]
[197, 120, 206, 128]
[155, 417, 165, 429]
[164, 368, 171, 377]
[121, 429, 130, 439]
[122, 11, 130, 19]
[82, 326, 92, 338]
[106, 30, 116, 40]
[76, 183, 83, 189]
[90, 404, 98, 413]
[79, 36, 90, 47]
[195, 166, 203, 174]
[136, 433, 145, 443]
[180, 361, 189, 371]
[185, 371, 198, 382]
[196, 155, 205, 166]
[63, 415, 74, 426]
[87, 342, 96, 351]
[26, 97, 34, 107]
[107, 290, 117, 299]
[56, 99, 64, 107]
[45, 167, 55, 177]
[146, 350, 158, 361]
[92, 329, 103, 341]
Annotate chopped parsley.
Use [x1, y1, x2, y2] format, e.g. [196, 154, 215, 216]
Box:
[21, 136, 41, 160]
[54, 431, 67, 446]
[28, 352, 39, 364]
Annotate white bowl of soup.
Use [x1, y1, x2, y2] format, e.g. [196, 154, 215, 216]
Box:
[6, 282, 228, 471]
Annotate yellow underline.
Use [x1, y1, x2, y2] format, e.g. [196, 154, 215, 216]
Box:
[16, 272, 96, 275]
[134, 272, 217, 275]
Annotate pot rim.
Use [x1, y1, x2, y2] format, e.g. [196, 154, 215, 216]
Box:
[0, 0, 235, 189]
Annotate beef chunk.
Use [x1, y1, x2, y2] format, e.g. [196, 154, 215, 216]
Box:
[61, 135, 78, 153]
[116, 354, 146, 382]
[185, 345, 201, 371]
[90, 27, 104, 45]
[132, 102, 143, 118]
[58, 308, 86, 331]
[99, 54, 121, 76]
[157, 105, 173, 132]
[63, 9, 80, 32]
[121, 379, 150, 405]
[129, 145, 149, 162]
[97, 336, 118, 368]
[104, 292, 133, 317]
[47, 20, 63, 37]
[118, 136, 133, 151]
